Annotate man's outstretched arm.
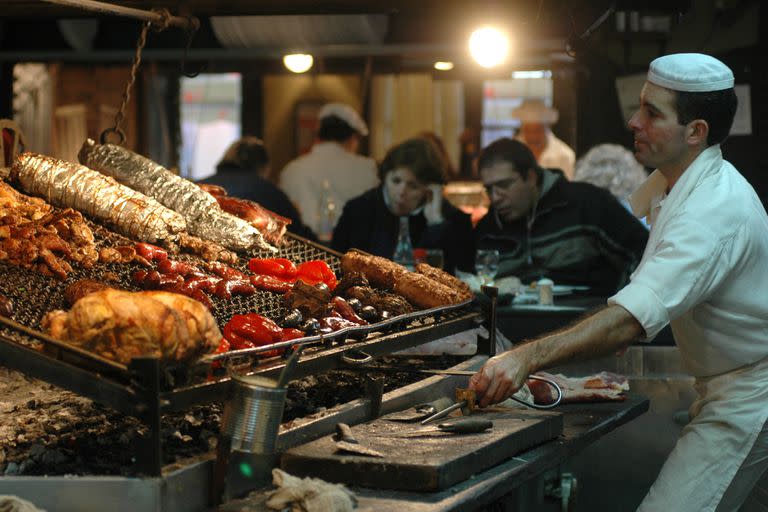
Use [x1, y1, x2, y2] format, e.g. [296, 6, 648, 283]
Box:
[470, 305, 644, 407]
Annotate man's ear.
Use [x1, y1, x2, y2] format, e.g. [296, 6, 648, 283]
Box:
[686, 119, 709, 147]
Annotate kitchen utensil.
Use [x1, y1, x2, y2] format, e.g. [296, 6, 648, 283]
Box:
[385, 397, 455, 422]
[390, 418, 493, 437]
[420, 389, 476, 425]
[333, 423, 385, 458]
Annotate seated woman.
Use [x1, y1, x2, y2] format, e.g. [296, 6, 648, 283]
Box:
[198, 136, 317, 240]
[332, 137, 474, 274]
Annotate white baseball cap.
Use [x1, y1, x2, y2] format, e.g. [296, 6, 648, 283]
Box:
[647, 53, 734, 92]
[318, 103, 369, 136]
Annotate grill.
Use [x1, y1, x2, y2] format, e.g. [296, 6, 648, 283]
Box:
[0, 210, 484, 476]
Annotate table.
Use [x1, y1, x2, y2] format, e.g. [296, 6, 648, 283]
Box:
[222, 395, 650, 511]
[497, 294, 675, 346]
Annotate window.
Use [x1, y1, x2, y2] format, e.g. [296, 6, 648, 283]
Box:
[179, 73, 242, 180]
[481, 70, 552, 148]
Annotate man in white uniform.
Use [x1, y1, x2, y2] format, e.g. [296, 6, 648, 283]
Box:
[512, 98, 576, 179]
[280, 103, 379, 240]
[470, 53, 768, 511]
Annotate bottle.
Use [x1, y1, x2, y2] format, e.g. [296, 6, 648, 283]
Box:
[392, 216, 415, 271]
[317, 179, 336, 243]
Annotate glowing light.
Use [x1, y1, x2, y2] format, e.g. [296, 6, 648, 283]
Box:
[434, 61, 455, 71]
[469, 27, 510, 68]
[511, 70, 552, 79]
[238, 462, 254, 478]
[283, 54, 314, 73]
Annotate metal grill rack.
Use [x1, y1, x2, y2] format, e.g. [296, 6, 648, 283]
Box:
[0, 212, 484, 475]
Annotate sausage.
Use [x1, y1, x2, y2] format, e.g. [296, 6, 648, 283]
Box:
[64, 279, 111, 307]
[415, 263, 472, 300]
[340, 251, 407, 289]
[393, 272, 464, 309]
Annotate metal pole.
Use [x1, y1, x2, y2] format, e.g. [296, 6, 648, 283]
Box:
[40, 0, 197, 31]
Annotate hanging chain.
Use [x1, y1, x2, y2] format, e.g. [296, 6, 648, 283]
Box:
[101, 8, 172, 145]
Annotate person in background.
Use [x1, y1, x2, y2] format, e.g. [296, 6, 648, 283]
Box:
[198, 136, 317, 240]
[573, 143, 649, 219]
[474, 137, 648, 294]
[471, 53, 768, 512]
[279, 103, 378, 240]
[512, 99, 576, 179]
[332, 137, 474, 274]
[419, 131, 456, 180]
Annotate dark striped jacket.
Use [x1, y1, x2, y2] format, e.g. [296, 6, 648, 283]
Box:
[475, 170, 649, 295]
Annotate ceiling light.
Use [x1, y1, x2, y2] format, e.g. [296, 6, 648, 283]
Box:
[434, 61, 454, 71]
[283, 54, 313, 73]
[469, 27, 509, 68]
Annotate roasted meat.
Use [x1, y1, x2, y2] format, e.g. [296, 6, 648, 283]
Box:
[283, 281, 332, 319]
[42, 289, 221, 365]
[416, 263, 472, 301]
[340, 251, 407, 289]
[344, 286, 413, 316]
[63, 279, 112, 307]
[393, 272, 465, 309]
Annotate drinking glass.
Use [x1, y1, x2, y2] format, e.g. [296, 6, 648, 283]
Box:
[475, 249, 500, 286]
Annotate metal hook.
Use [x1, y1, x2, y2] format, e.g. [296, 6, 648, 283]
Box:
[180, 16, 204, 78]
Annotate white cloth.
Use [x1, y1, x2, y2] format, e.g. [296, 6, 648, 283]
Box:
[517, 131, 575, 179]
[279, 142, 378, 236]
[609, 145, 768, 510]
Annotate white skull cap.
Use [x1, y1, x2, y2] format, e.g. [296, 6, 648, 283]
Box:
[318, 103, 368, 136]
[647, 53, 734, 92]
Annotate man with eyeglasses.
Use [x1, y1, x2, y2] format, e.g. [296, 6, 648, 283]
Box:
[474, 137, 648, 295]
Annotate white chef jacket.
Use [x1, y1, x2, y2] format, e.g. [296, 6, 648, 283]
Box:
[279, 142, 379, 236]
[518, 131, 576, 180]
[609, 145, 768, 511]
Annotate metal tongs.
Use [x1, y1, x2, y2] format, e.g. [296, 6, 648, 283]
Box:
[418, 369, 562, 412]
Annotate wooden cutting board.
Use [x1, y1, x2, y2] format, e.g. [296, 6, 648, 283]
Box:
[280, 408, 563, 491]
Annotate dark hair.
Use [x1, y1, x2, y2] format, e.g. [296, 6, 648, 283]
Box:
[317, 115, 357, 142]
[217, 137, 269, 172]
[675, 88, 738, 146]
[477, 137, 542, 181]
[419, 131, 455, 177]
[378, 138, 446, 185]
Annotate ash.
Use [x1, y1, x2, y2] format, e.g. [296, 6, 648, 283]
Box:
[0, 355, 465, 476]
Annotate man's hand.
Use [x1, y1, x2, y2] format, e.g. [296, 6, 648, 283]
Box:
[469, 350, 532, 407]
[423, 184, 444, 225]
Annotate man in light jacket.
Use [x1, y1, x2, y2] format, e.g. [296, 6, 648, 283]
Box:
[512, 98, 576, 179]
[280, 103, 378, 240]
[470, 53, 768, 511]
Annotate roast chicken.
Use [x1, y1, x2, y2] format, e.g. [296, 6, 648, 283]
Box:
[42, 288, 221, 365]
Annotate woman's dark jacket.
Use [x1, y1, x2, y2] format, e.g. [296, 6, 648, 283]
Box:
[332, 186, 475, 274]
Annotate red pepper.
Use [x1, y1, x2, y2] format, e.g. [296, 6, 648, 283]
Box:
[280, 328, 305, 342]
[296, 260, 337, 290]
[249, 274, 294, 294]
[248, 258, 298, 279]
[211, 338, 230, 369]
[135, 243, 168, 262]
[222, 322, 256, 350]
[206, 261, 246, 280]
[332, 296, 367, 325]
[157, 258, 204, 277]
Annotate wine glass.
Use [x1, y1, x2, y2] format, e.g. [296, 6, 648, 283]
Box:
[475, 249, 500, 286]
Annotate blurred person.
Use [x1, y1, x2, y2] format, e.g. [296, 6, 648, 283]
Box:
[474, 137, 648, 294]
[574, 143, 649, 217]
[280, 103, 378, 238]
[512, 99, 576, 179]
[198, 136, 317, 240]
[332, 137, 474, 274]
[470, 54, 768, 512]
[419, 131, 456, 179]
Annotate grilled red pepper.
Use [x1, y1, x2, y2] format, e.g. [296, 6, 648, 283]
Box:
[135, 243, 168, 262]
[211, 338, 230, 369]
[249, 274, 294, 294]
[296, 260, 337, 290]
[280, 328, 305, 342]
[223, 323, 256, 350]
[248, 258, 298, 279]
[223, 313, 287, 356]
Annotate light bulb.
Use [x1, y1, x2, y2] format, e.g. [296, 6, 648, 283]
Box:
[283, 54, 313, 73]
[434, 61, 454, 71]
[469, 27, 509, 68]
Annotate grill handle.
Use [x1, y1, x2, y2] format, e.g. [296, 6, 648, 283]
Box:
[341, 349, 373, 365]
